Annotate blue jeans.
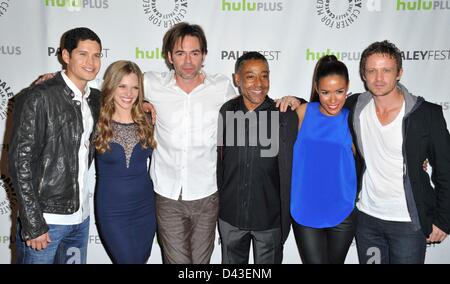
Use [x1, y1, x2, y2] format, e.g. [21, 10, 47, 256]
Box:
[16, 217, 90, 264]
[356, 210, 426, 264]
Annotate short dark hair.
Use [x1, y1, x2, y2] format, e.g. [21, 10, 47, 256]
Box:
[162, 22, 207, 70]
[310, 55, 349, 102]
[62, 27, 102, 55]
[359, 40, 402, 81]
[234, 51, 268, 74]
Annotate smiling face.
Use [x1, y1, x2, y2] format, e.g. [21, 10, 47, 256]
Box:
[363, 53, 403, 98]
[112, 73, 139, 113]
[316, 74, 348, 116]
[234, 59, 270, 111]
[62, 39, 101, 92]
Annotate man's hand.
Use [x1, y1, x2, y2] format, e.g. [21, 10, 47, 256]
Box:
[26, 232, 51, 250]
[143, 102, 156, 125]
[422, 159, 429, 172]
[32, 73, 56, 85]
[427, 224, 448, 243]
[275, 96, 302, 112]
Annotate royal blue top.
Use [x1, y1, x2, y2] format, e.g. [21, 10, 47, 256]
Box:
[290, 102, 356, 228]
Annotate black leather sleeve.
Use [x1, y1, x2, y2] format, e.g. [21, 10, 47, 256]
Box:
[8, 89, 49, 241]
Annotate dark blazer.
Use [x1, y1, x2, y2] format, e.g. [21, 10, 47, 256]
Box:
[346, 93, 450, 236]
[217, 96, 300, 244]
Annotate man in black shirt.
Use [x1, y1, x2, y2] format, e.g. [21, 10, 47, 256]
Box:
[217, 52, 303, 264]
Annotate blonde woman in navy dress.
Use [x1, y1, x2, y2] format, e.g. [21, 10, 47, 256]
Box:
[94, 61, 157, 263]
[290, 55, 357, 264]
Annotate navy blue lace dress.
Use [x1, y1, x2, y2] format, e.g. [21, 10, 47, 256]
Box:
[95, 121, 156, 264]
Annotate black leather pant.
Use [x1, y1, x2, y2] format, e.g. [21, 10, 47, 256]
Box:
[292, 210, 356, 264]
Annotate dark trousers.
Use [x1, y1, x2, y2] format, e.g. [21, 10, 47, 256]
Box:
[356, 210, 426, 264]
[218, 218, 283, 264]
[156, 192, 218, 264]
[291, 211, 356, 264]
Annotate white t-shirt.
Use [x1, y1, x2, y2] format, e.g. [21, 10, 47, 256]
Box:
[357, 99, 411, 221]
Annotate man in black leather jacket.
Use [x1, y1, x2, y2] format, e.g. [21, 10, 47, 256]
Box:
[8, 27, 102, 264]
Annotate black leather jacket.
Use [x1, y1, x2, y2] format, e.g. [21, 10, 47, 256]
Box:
[8, 72, 100, 241]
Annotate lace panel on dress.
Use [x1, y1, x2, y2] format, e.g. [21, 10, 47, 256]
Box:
[110, 121, 140, 168]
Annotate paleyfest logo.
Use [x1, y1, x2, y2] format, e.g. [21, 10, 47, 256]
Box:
[142, 0, 188, 28]
[0, 0, 12, 17]
[316, 0, 382, 29]
[316, 0, 364, 29]
[0, 174, 15, 216]
[0, 78, 14, 120]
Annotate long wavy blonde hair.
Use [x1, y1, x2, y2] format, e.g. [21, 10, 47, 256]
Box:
[95, 60, 156, 154]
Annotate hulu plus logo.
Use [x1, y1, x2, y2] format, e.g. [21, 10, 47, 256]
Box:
[305, 48, 361, 61]
[396, 0, 450, 10]
[44, 0, 109, 10]
[220, 0, 283, 12]
[135, 47, 164, 60]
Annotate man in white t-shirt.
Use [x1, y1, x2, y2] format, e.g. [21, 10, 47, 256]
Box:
[346, 40, 450, 264]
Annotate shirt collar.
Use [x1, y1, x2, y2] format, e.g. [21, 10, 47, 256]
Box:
[163, 69, 211, 88]
[61, 71, 91, 100]
[238, 95, 273, 112]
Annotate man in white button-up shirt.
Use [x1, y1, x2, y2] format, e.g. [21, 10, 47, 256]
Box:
[143, 22, 236, 264]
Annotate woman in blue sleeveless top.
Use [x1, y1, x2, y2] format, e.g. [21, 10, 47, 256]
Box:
[94, 61, 157, 263]
[291, 55, 357, 264]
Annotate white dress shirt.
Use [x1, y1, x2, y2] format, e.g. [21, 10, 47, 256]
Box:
[143, 70, 236, 201]
[43, 71, 93, 225]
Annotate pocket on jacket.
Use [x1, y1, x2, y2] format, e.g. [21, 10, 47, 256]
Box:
[52, 112, 72, 138]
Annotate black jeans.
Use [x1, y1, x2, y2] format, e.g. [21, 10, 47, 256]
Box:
[292, 210, 356, 264]
[218, 219, 283, 264]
